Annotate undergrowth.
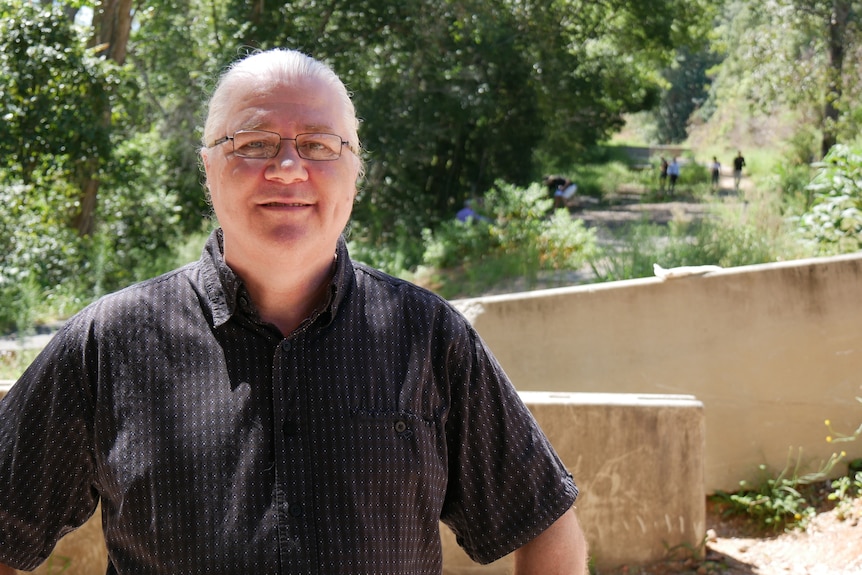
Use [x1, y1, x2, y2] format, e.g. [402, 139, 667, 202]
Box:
[712, 406, 862, 533]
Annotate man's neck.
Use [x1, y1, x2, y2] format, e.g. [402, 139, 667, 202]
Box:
[227, 247, 337, 337]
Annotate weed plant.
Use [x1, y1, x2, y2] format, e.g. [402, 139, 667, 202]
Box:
[710, 448, 844, 532]
[828, 472, 862, 520]
[713, 404, 862, 534]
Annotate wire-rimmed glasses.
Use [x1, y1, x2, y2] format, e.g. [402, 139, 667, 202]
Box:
[210, 130, 351, 161]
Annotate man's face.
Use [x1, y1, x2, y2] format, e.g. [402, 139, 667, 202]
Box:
[202, 76, 360, 269]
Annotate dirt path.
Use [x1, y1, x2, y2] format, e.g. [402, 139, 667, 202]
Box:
[602, 497, 862, 575]
[577, 166, 750, 233]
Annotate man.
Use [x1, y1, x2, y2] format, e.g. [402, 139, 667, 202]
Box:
[658, 156, 668, 191]
[710, 157, 721, 192]
[0, 49, 586, 574]
[667, 157, 680, 194]
[732, 150, 746, 192]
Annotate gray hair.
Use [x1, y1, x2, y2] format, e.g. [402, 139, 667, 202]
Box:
[202, 49, 361, 156]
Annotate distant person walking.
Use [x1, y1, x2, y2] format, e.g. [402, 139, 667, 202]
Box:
[733, 151, 746, 192]
[659, 157, 669, 191]
[710, 156, 721, 191]
[667, 157, 680, 194]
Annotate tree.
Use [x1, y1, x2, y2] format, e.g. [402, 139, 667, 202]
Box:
[211, 0, 715, 256]
[654, 47, 723, 144]
[126, 0, 220, 231]
[0, 1, 117, 234]
[710, 0, 862, 159]
[787, 0, 858, 157]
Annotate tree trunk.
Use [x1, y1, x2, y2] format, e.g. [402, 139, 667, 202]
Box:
[821, 0, 849, 158]
[73, 171, 100, 237]
[91, 0, 134, 64]
[70, 0, 133, 237]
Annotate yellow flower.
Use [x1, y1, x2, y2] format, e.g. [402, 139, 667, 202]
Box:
[825, 419, 831, 426]
[827, 436, 833, 442]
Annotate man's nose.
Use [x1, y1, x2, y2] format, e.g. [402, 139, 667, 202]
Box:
[265, 142, 308, 180]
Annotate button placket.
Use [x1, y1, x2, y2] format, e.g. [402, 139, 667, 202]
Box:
[272, 336, 314, 572]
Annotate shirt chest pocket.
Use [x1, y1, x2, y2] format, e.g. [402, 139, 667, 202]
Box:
[313, 410, 449, 511]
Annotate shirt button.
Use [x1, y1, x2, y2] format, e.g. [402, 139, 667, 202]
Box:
[281, 340, 291, 351]
[394, 420, 408, 433]
[289, 503, 304, 517]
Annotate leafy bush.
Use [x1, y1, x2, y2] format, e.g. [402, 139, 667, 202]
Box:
[420, 181, 597, 298]
[793, 144, 862, 255]
[0, 2, 191, 332]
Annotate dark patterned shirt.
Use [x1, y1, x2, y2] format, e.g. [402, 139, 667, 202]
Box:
[0, 230, 577, 574]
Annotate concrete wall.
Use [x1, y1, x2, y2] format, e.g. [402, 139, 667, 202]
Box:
[453, 253, 862, 493]
[443, 392, 705, 573]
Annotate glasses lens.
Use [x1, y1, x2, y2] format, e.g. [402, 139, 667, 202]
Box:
[232, 131, 281, 158]
[296, 133, 343, 160]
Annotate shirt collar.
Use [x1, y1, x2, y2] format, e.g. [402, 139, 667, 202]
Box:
[199, 228, 354, 330]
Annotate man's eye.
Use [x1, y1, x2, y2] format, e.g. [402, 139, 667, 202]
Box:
[235, 139, 275, 156]
[299, 140, 328, 152]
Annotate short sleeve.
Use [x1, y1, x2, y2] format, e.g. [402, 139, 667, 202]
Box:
[440, 326, 578, 564]
[0, 321, 98, 570]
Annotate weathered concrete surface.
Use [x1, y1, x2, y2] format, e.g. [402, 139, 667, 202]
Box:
[453, 253, 862, 493]
[442, 392, 705, 572]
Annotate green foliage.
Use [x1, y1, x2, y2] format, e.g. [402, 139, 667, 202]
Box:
[0, 165, 90, 331]
[793, 144, 862, 255]
[419, 181, 597, 298]
[0, 0, 114, 179]
[711, 451, 825, 532]
[828, 471, 862, 521]
[129, 0, 217, 231]
[704, 0, 862, 158]
[213, 0, 717, 244]
[0, 4, 194, 331]
[92, 130, 188, 292]
[590, 204, 792, 283]
[654, 47, 724, 144]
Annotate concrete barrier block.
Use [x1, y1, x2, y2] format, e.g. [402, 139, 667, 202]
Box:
[442, 392, 705, 572]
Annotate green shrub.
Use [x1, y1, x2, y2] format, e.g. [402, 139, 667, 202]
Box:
[419, 181, 597, 298]
[589, 204, 795, 283]
[793, 144, 862, 255]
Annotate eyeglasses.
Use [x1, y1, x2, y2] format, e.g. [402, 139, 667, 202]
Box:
[210, 130, 352, 161]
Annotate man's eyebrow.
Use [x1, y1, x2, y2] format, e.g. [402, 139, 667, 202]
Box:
[301, 124, 338, 133]
[234, 123, 340, 134]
